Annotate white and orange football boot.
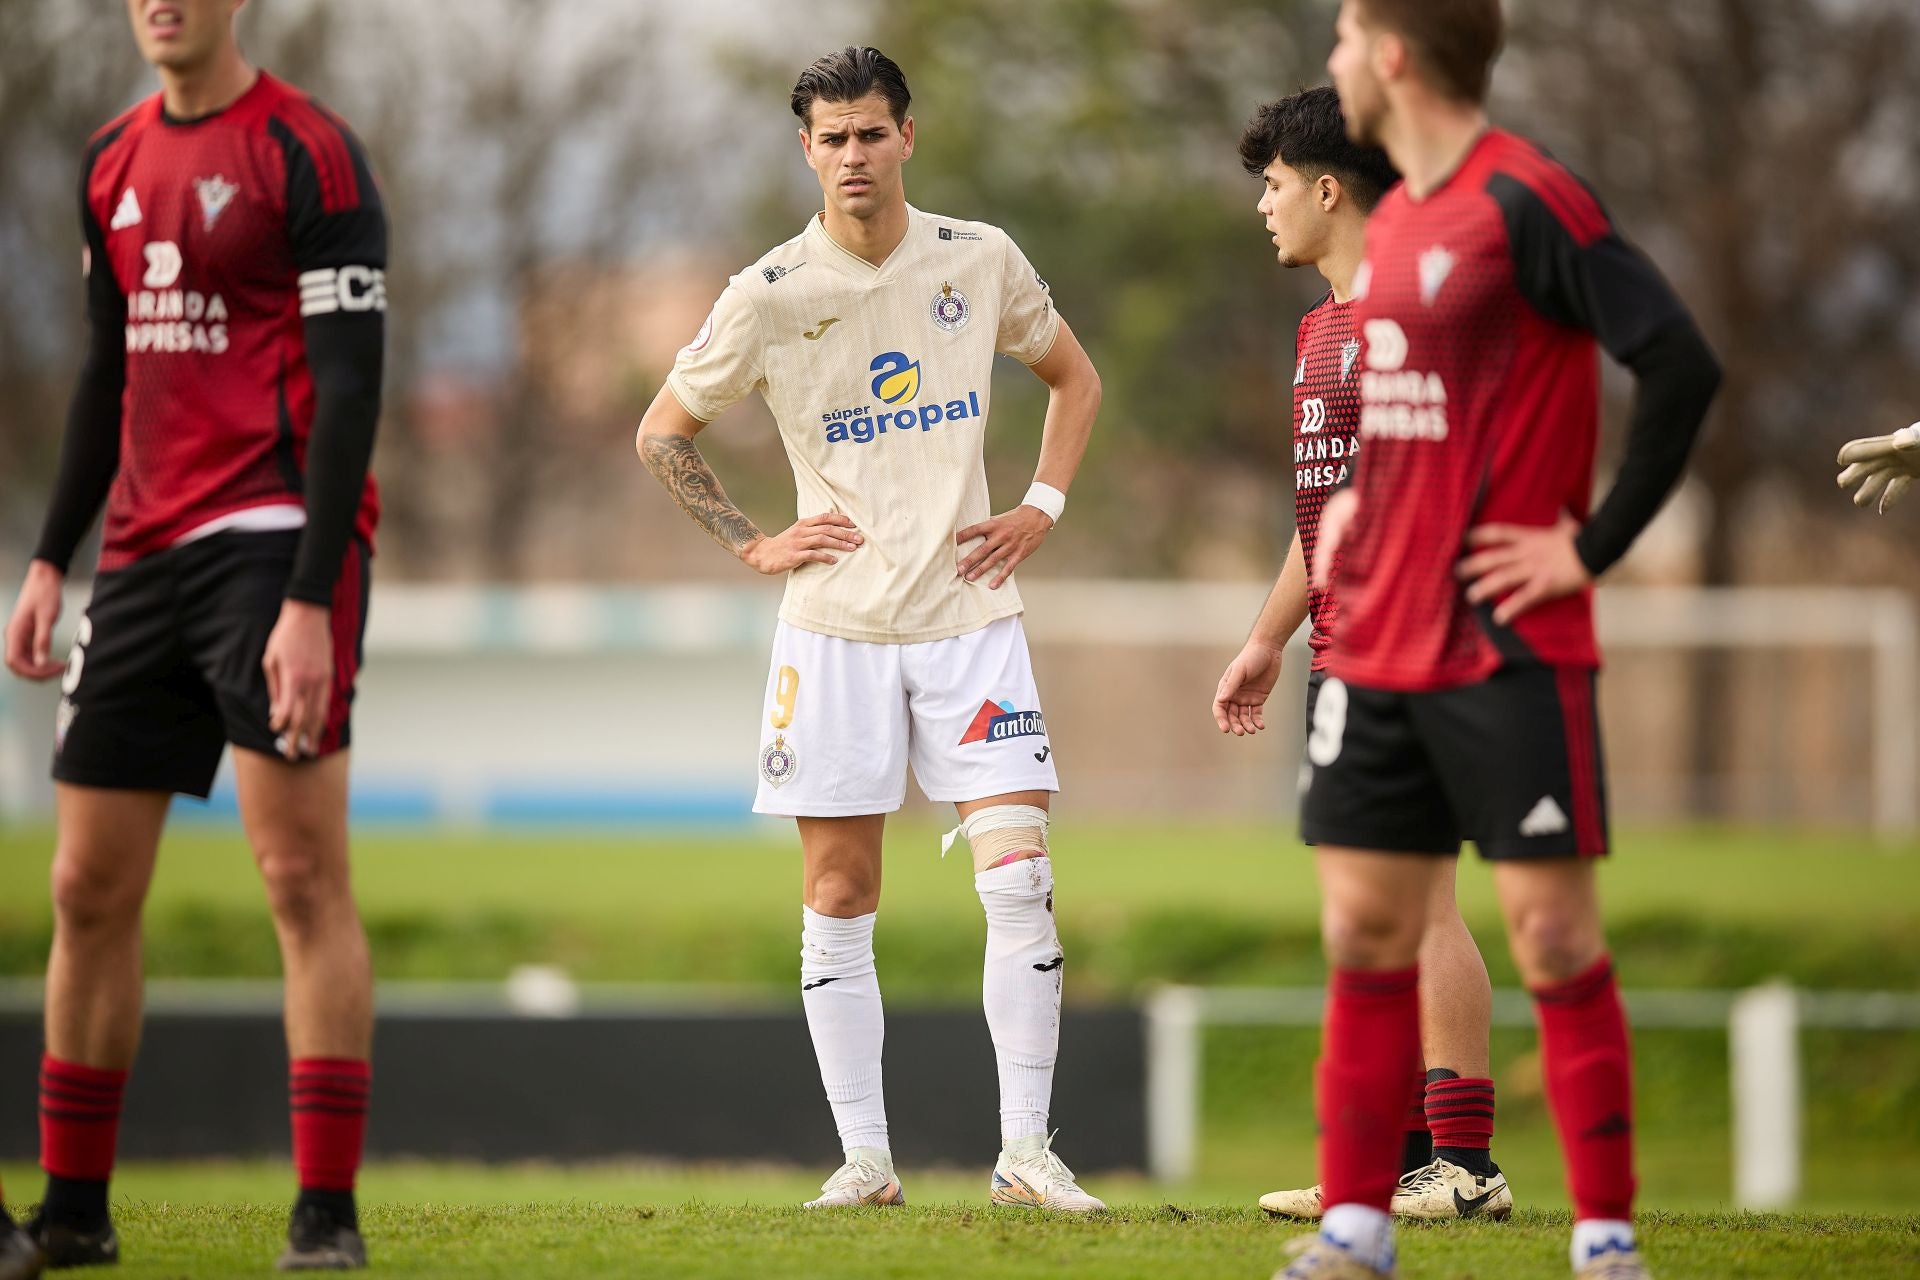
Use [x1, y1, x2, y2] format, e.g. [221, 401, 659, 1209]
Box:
[803, 1148, 906, 1208]
[989, 1133, 1106, 1213]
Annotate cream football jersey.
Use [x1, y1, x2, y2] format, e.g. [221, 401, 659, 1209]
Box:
[666, 206, 1061, 645]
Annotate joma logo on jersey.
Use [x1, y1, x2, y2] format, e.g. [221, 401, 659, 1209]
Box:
[959, 698, 1046, 746]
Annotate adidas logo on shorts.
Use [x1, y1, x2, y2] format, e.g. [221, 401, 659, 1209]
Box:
[1519, 795, 1570, 837]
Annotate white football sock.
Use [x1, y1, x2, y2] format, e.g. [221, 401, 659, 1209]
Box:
[976, 856, 1062, 1143]
[1321, 1203, 1396, 1272]
[800, 907, 888, 1153]
[1571, 1218, 1636, 1270]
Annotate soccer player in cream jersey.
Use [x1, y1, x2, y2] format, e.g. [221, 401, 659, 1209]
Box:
[636, 47, 1105, 1212]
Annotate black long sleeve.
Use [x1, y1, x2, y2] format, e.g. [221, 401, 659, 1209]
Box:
[34, 142, 129, 574]
[1493, 170, 1722, 577]
[1573, 319, 1721, 576]
[284, 311, 383, 603]
[33, 314, 124, 573]
[274, 98, 388, 605]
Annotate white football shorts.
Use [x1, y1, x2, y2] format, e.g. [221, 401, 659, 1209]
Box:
[752, 615, 1060, 817]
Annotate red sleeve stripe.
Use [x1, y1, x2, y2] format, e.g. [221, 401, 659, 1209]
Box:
[1499, 144, 1610, 247]
[1555, 666, 1608, 856]
[276, 101, 360, 215]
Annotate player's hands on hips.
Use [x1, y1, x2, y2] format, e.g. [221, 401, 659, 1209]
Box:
[1311, 489, 1358, 591]
[1213, 640, 1284, 736]
[4, 559, 67, 681]
[741, 513, 862, 574]
[263, 599, 333, 760]
[1837, 423, 1920, 514]
[1457, 512, 1593, 626]
[956, 505, 1053, 590]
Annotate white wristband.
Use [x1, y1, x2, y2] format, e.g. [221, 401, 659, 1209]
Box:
[1022, 481, 1066, 525]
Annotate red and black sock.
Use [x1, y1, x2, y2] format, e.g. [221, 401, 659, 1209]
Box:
[1533, 955, 1636, 1221]
[38, 1054, 128, 1229]
[1400, 1068, 1433, 1175]
[1425, 1068, 1497, 1176]
[1317, 966, 1422, 1212]
[290, 1058, 370, 1227]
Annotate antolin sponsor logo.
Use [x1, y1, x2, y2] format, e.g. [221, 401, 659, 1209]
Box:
[820, 350, 983, 445]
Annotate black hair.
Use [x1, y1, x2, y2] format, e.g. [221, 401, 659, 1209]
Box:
[790, 46, 911, 127]
[1237, 86, 1399, 212]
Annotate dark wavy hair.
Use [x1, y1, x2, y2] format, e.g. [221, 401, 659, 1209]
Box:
[1238, 86, 1399, 212]
[790, 47, 911, 127]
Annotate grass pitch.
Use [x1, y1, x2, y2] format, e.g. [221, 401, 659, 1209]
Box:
[2, 822, 1917, 1231]
[0, 1160, 1914, 1279]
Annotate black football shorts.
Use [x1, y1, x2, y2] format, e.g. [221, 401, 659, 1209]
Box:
[1300, 663, 1608, 859]
[51, 529, 371, 798]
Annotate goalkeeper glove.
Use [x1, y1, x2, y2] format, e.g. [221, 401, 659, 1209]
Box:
[1837, 423, 1920, 513]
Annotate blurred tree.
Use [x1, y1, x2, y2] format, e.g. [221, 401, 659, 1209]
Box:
[738, 0, 1330, 577]
[0, 0, 681, 581]
[1500, 0, 1920, 811]
[4, 0, 1916, 602]
[0, 5, 145, 554]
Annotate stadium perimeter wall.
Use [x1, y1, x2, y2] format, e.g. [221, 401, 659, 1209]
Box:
[0, 1001, 1146, 1168]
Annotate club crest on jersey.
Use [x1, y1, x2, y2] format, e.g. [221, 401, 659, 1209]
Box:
[1340, 339, 1362, 382]
[929, 281, 971, 332]
[194, 174, 239, 231]
[760, 734, 798, 787]
[1419, 245, 1456, 306]
[959, 698, 1046, 746]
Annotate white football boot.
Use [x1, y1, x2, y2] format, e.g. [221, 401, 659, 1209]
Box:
[1261, 1158, 1512, 1221]
[990, 1132, 1106, 1213]
[1390, 1158, 1512, 1220]
[803, 1147, 906, 1208]
[1272, 1233, 1398, 1279]
[1574, 1243, 1652, 1279]
[1259, 1183, 1326, 1220]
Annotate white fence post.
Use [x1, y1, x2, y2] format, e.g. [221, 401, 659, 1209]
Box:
[1144, 985, 1203, 1184]
[1730, 982, 1801, 1210]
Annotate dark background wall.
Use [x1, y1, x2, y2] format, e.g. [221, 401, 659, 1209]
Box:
[0, 1007, 1147, 1169]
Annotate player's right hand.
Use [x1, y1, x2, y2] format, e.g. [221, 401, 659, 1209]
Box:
[1837, 423, 1920, 514]
[1213, 640, 1285, 736]
[4, 559, 68, 681]
[740, 512, 862, 574]
[1311, 489, 1358, 590]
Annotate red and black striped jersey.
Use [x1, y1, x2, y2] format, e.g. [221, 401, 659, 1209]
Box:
[79, 71, 384, 572]
[1331, 129, 1689, 692]
[1292, 291, 1363, 671]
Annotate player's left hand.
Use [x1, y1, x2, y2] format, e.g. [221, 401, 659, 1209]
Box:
[1457, 512, 1593, 626]
[263, 599, 334, 761]
[956, 505, 1054, 590]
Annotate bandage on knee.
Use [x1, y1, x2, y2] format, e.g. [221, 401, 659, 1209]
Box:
[941, 804, 1049, 873]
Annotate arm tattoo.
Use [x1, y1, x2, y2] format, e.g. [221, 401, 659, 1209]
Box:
[640, 433, 762, 554]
